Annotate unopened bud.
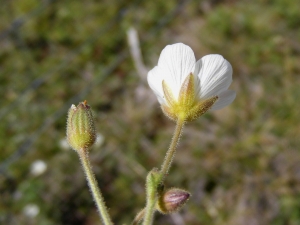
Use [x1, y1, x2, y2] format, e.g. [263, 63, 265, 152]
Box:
[157, 188, 190, 214]
[66, 101, 96, 151]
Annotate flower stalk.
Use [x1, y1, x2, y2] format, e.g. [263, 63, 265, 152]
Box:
[160, 118, 185, 181]
[141, 118, 185, 225]
[78, 148, 113, 225]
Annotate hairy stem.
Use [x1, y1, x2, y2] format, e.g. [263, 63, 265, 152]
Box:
[160, 118, 185, 181]
[142, 183, 157, 225]
[142, 118, 185, 225]
[142, 169, 162, 225]
[78, 148, 113, 225]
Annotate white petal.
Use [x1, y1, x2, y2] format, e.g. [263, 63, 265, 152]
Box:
[194, 59, 202, 76]
[157, 43, 196, 99]
[193, 60, 202, 99]
[196, 54, 232, 99]
[147, 66, 166, 105]
[210, 90, 236, 110]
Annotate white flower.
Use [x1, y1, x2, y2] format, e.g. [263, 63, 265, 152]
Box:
[23, 204, 40, 218]
[30, 160, 47, 176]
[147, 43, 236, 121]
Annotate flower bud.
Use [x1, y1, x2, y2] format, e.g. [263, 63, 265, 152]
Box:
[66, 101, 96, 151]
[157, 188, 190, 214]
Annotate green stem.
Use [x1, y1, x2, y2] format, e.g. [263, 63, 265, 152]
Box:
[143, 199, 156, 225]
[78, 148, 113, 225]
[160, 118, 185, 181]
[142, 179, 158, 225]
[142, 118, 185, 225]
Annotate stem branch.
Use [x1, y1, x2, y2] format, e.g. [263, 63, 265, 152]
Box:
[132, 208, 145, 225]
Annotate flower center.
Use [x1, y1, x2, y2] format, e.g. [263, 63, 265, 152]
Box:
[161, 73, 218, 121]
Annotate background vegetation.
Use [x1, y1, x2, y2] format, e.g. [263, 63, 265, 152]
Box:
[1, 0, 300, 224]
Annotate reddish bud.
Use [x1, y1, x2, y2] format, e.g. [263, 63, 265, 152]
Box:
[157, 188, 190, 214]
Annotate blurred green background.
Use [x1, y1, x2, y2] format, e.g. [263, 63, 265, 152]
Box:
[1, 0, 300, 224]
